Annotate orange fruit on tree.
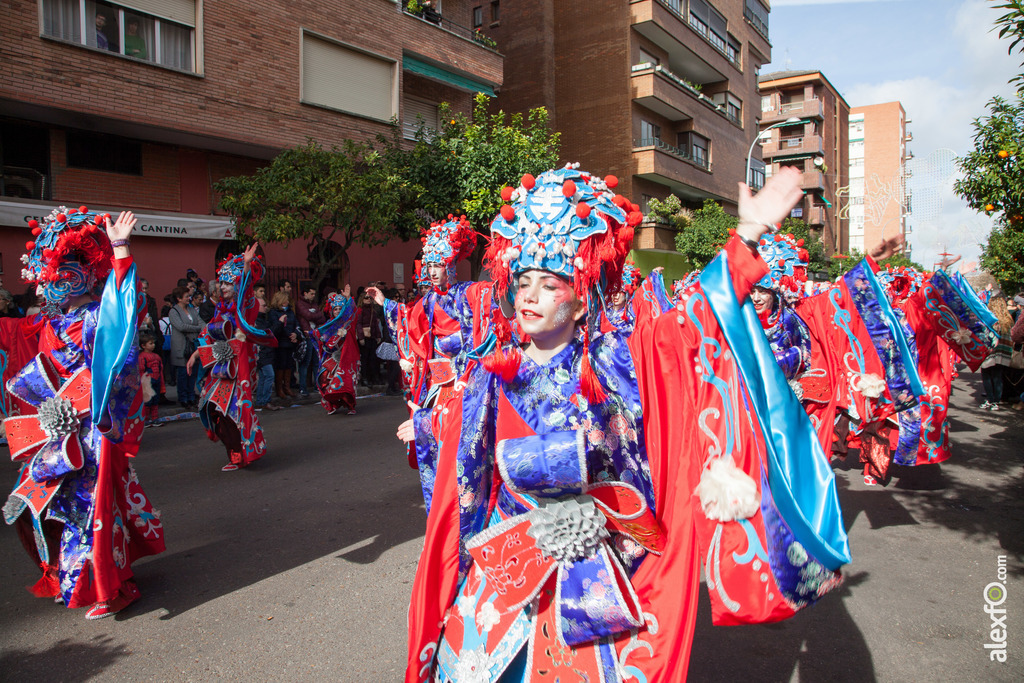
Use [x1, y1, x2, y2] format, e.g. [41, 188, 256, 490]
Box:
[998, 150, 1010, 158]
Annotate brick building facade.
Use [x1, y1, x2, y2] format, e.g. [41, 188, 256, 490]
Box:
[1, 0, 501, 299]
[480, 0, 772, 254]
[758, 69, 850, 255]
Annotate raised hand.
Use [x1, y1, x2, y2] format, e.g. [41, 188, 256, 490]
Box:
[105, 211, 137, 257]
[242, 243, 259, 271]
[366, 286, 386, 306]
[868, 234, 906, 261]
[736, 166, 804, 243]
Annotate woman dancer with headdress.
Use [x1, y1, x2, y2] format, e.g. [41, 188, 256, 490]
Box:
[3, 206, 164, 619]
[401, 166, 850, 681]
[186, 245, 276, 471]
[311, 288, 359, 415]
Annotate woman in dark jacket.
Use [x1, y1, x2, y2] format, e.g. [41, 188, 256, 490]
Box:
[168, 286, 204, 407]
[269, 290, 298, 399]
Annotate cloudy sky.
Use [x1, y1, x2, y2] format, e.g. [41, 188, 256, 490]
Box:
[765, 0, 1021, 270]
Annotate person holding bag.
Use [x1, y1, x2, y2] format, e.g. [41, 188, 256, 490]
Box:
[169, 286, 203, 407]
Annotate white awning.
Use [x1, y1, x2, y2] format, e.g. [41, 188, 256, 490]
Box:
[0, 199, 234, 240]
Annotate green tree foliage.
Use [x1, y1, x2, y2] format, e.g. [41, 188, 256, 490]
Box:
[953, 95, 1024, 291]
[410, 93, 561, 276]
[994, 1, 1024, 95]
[827, 249, 865, 280]
[215, 139, 419, 290]
[674, 199, 735, 269]
[645, 194, 693, 230]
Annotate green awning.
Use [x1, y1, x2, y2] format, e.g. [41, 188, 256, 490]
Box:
[628, 249, 693, 283]
[403, 55, 496, 96]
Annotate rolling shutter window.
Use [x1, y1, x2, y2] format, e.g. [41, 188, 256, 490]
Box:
[302, 34, 395, 122]
[403, 97, 439, 139]
[118, 0, 195, 26]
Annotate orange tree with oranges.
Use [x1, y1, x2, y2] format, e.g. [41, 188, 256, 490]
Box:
[954, 95, 1024, 292]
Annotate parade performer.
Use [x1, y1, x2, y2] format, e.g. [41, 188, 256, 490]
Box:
[896, 268, 997, 464]
[186, 244, 276, 472]
[793, 243, 924, 483]
[402, 166, 850, 681]
[601, 259, 673, 334]
[371, 215, 495, 505]
[3, 206, 164, 619]
[311, 289, 359, 415]
[750, 234, 813, 382]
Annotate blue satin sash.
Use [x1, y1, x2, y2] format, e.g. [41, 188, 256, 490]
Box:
[701, 252, 851, 570]
[950, 271, 999, 334]
[91, 262, 138, 430]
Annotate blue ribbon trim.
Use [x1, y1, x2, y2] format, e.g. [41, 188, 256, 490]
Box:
[91, 262, 138, 429]
[234, 263, 275, 344]
[950, 271, 998, 334]
[700, 251, 851, 571]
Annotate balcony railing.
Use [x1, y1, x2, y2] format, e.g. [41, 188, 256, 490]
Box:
[762, 98, 824, 122]
[631, 62, 741, 126]
[402, 7, 499, 50]
[654, 0, 739, 67]
[743, 2, 769, 41]
[634, 137, 710, 170]
[800, 170, 825, 192]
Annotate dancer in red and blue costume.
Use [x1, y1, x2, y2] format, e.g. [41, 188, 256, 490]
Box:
[311, 289, 359, 415]
[400, 165, 850, 682]
[3, 206, 164, 619]
[186, 244, 276, 472]
[750, 234, 813, 383]
[600, 259, 674, 334]
[370, 215, 498, 507]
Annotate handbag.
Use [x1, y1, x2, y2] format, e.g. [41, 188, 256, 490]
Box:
[376, 342, 399, 361]
[1011, 344, 1024, 370]
[292, 329, 309, 362]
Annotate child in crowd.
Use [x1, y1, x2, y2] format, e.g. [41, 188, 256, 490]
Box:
[139, 333, 164, 427]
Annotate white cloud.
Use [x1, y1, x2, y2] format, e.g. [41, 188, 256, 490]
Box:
[844, 0, 1019, 270]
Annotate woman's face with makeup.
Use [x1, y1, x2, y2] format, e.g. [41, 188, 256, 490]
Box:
[514, 270, 582, 343]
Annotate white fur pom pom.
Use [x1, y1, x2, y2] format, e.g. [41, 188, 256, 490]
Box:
[695, 457, 760, 522]
[399, 359, 414, 373]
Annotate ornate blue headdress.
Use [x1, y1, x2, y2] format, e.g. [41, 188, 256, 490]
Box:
[216, 252, 265, 284]
[419, 215, 476, 288]
[620, 260, 642, 295]
[21, 205, 113, 305]
[756, 233, 809, 301]
[486, 164, 643, 300]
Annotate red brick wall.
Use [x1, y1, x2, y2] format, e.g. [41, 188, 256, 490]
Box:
[2, 0, 501, 154]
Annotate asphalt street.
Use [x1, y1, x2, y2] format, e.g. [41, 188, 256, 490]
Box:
[1, 372, 1022, 682]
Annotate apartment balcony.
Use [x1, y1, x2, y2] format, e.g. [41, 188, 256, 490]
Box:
[633, 137, 710, 172]
[761, 98, 824, 124]
[761, 135, 824, 158]
[807, 205, 826, 226]
[631, 63, 738, 125]
[800, 170, 825, 192]
[630, 0, 733, 88]
[905, 132, 913, 142]
[399, 2, 503, 91]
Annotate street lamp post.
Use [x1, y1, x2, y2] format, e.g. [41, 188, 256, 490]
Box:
[746, 116, 803, 191]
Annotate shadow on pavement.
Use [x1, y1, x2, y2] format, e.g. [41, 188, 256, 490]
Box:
[0, 636, 130, 680]
[689, 573, 875, 682]
[108, 397, 427, 620]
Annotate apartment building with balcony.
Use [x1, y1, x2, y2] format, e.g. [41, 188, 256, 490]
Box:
[481, 0, 772, 256]
[847, 102, 911, 256]
[0, 0, 502, 296]
[758, 69, 849, 254]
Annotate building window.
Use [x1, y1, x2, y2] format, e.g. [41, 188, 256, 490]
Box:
[680, 132, 710, 169]
[41, 0, 197, 72]
[749, 166, 765, 191]
[66, 130, 142, 175]
[689, 0, 733, 62]
[638, 48, 660, 67]
[640, 120, 661, 145]
[712, 93, 742, 125]
[403, 96, 439, 140]
[490, 0, 499, 23]
[761, 95, 771, 113]
[472, 6, 483, 28]
[301, 32, 396, 122]
[744, 0, 769, 41]
[2, 122, 51, 200]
